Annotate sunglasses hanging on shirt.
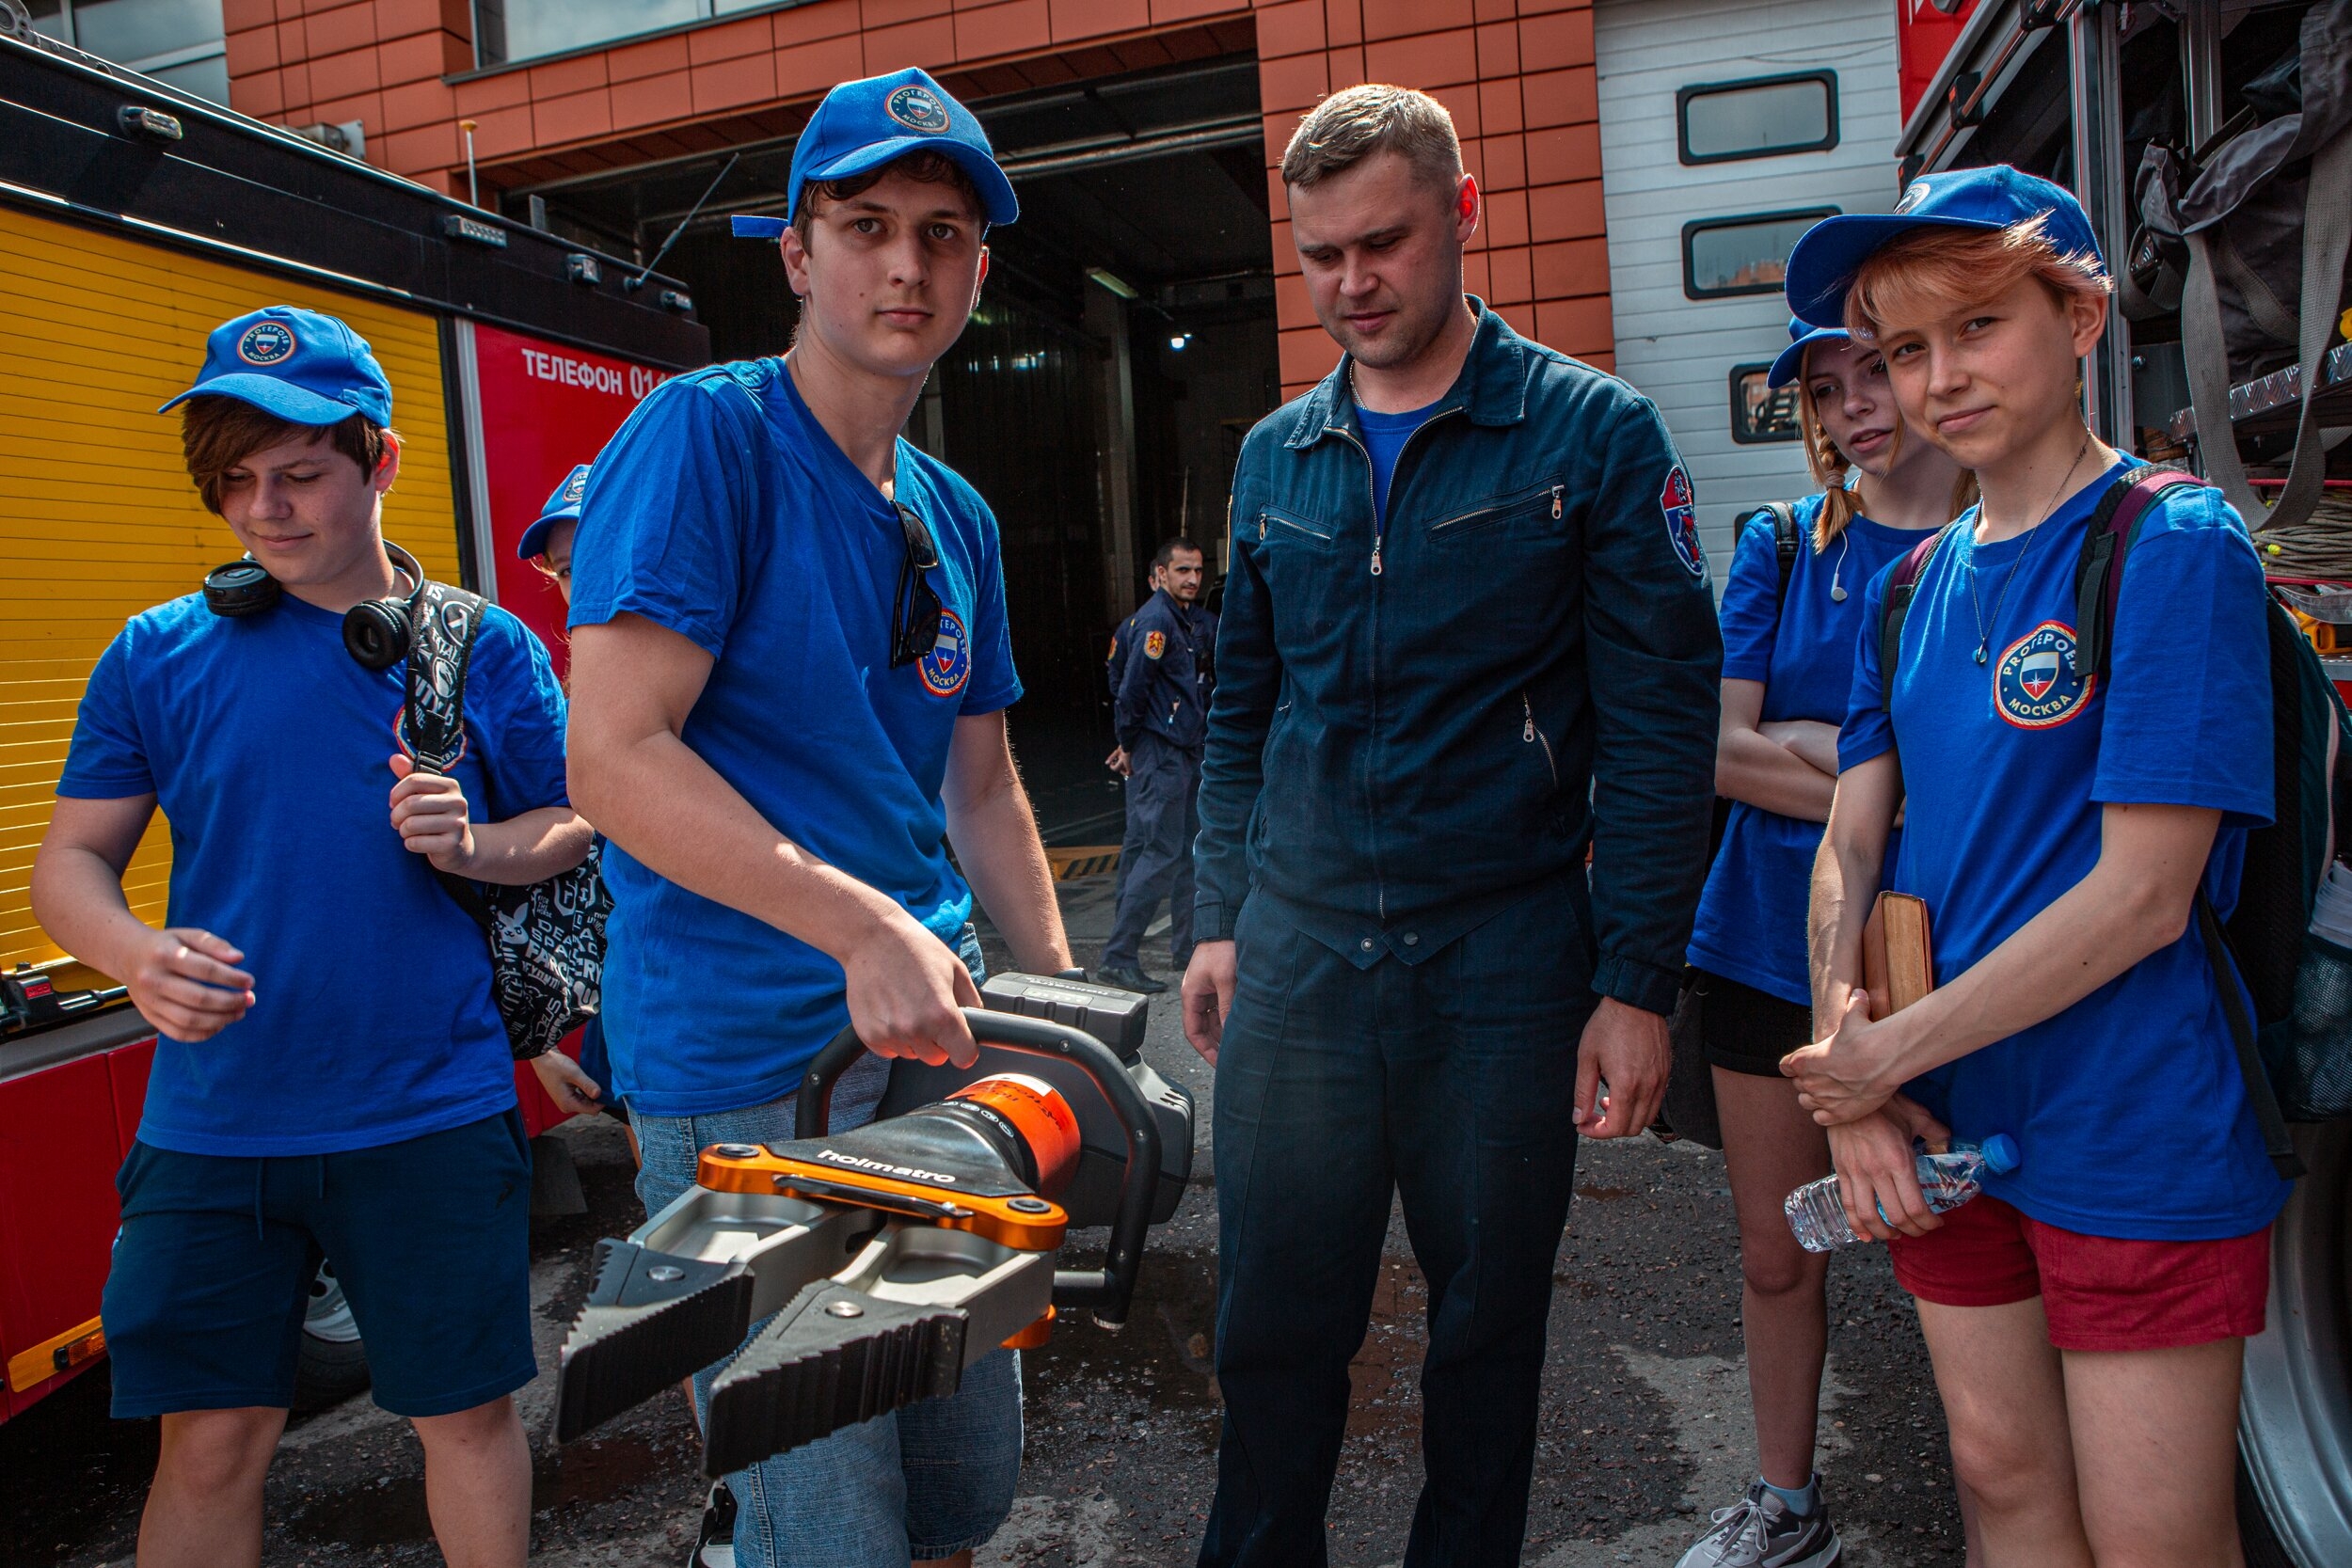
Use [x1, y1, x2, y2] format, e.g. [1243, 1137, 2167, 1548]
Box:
[200, 542, 428, 672]
[889, 501, 944, 670]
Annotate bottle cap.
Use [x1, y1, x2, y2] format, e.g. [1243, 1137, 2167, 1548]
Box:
[1980, 1132, 2020, 1174]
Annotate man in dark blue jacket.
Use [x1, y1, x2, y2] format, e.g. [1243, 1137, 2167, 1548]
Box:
[1098, 536, 1216, 993]
[1182, 86, 1721, 1567]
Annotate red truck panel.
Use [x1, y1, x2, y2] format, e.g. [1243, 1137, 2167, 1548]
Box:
[0, 1053, 127, 1417]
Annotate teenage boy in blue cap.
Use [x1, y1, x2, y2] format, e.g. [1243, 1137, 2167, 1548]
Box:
[32, 306, 588, 1568]
[565, 69, 1072, 1568]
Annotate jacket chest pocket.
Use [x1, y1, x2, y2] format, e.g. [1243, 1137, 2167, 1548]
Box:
[1249, 507, 1347, 647]
[1417, 482, 1568, 643]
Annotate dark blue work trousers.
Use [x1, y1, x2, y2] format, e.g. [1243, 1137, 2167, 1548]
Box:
[1200, 883, 1593, 1568]
[1103, 733, 1199, 970]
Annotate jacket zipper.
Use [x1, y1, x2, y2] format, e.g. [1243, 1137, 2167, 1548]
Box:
[1427, 483, 1569, 537]
[1354, 403, 1459, 577]
[1521, 690, 1557, 784]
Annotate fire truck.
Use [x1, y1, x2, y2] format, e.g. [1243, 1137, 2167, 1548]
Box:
[0, 28, 707, 1421]
[1896, 3, 2351, 1563]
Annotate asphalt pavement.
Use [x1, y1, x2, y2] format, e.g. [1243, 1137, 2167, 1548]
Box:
[4, 869, 1964, 1566]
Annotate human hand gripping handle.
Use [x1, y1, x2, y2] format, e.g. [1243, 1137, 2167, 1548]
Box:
[1182, 940, 1236, 1067]
[1574, 997, 1669, 1139]
[839, 906, 982, 1069]
[387, 753, 476, 874]
[121, 926, 255, 1042]
[1823, 1094, 1950, 1242]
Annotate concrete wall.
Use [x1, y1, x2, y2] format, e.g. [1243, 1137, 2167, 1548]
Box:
[220, 0, 1614, 397]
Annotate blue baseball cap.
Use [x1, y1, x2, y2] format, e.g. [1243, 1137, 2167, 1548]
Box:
[158, 306, 393, 426]
[1784, 166, 2104, 326]
[728, 68, 1016, 240]
[1768, 316, 1850, 388]
[517, 464, 590, 561]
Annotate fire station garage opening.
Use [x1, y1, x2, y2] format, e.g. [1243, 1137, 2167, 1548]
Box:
[510, 58, 1281, 816]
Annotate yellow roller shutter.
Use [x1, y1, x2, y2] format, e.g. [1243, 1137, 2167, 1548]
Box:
[0, 206, 463, 974]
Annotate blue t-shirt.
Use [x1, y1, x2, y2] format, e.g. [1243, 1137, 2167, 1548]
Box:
[569, 360, 1022, 1119]
[1689, 499, 1930, 1005]
[1838, 462, 2289, 1240]
[1358, 399, 1440, 523]
[57, 594, 570, 1156]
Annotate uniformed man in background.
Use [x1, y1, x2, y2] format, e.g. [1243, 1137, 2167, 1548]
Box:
[1096, 535, 1216, 994]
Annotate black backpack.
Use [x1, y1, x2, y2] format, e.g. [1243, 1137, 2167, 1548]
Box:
[403, 581, 612, 1061]
[1880, 467, 2352, 1180]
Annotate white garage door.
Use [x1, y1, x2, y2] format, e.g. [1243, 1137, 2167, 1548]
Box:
[1596, 0, 1905, 592]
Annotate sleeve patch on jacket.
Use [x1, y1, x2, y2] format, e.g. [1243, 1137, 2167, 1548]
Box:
[1661, 466, 1706, 578]
[1144, 630, 1167, 659]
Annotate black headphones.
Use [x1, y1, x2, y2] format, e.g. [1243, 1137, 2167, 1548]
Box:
[201, 543, 427, 672]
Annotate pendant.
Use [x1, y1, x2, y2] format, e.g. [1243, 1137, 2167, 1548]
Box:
[1973, 645, 1989, 665]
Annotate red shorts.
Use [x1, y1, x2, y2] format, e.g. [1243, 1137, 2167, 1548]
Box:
[1886, 1194, 2270, 1352]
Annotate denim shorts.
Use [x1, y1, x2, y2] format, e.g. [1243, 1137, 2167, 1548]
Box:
[103, 1109, 535, 1419]
[630, 923, 1022, 1567]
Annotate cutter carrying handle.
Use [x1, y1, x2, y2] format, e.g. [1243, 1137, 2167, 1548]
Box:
[795, 1009, 1165, 1327]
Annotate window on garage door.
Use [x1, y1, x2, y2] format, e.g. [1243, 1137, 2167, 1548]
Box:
[1678, 71, 1840, 165]
[1729, 363, 1802, 445]
[1682, 209, 1836, 300]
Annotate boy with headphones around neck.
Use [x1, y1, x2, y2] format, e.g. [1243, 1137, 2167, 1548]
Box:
[31, 306, 589, 1568]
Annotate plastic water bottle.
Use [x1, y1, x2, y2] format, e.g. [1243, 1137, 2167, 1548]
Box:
[1783, 1134, 2021, 1253]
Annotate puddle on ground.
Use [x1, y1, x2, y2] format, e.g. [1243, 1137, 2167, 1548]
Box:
[284, 1434, 669, 1546]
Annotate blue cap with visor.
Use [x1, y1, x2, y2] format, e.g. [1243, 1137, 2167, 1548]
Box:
[1783, 166, 2104, 327]
[729, 67, 1016, 241]
[1767, 316, 1850, 389]
[517, 463, 591, 562]
[158, 306, 394, 427]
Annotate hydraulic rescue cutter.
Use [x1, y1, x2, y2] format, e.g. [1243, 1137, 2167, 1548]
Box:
[553, 974, 1194, 1476]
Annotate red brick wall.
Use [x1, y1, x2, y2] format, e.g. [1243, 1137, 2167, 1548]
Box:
[223, 0, 1612, 388]
[1256, 0, 1610, 393]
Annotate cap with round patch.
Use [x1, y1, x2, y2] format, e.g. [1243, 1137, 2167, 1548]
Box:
[159, 306, 393, 427]
[727, 66, 1016, 238]
[1783, 165, 2103, 326]
[518, 463, 593, 561]
[1767, 314, 1851, 389]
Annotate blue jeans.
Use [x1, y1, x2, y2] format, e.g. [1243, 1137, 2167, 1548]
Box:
[632, 925, 1022, 1567]
[1200, 886, 1593, 1568]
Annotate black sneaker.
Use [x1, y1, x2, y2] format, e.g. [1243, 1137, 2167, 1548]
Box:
[1675, 1480, 1839, 1568]
[1095, 965, 1167, 994]
[691, 1480, 736, 1568]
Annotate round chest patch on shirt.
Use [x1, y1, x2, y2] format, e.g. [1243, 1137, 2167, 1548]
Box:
[237, 320, 297, 366]
[886, 85, 952, 132]
[1661, 466, 1705, 577]
[919, 606, 971, 698]
[1994, 620, 2097, 728]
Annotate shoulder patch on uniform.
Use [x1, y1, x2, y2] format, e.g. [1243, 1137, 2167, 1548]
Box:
[1994, 621, 2097, 729]
[1661, 466, 1706, 578]
[1105, 634, 1119, 661]
[1144, 629, 1166, 660]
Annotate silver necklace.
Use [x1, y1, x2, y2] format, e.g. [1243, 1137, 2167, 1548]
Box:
[1967, 433, 2090, 665]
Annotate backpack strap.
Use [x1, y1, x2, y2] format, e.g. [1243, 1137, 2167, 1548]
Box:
[400, 581, 495, 930]
[2194, 891, 2307, 1181]
[401, 581, 488, 774]
[1877, 528, 1950, 715]
[2071, 465, 2205, 685]
[1765, 502, 1803, 610]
